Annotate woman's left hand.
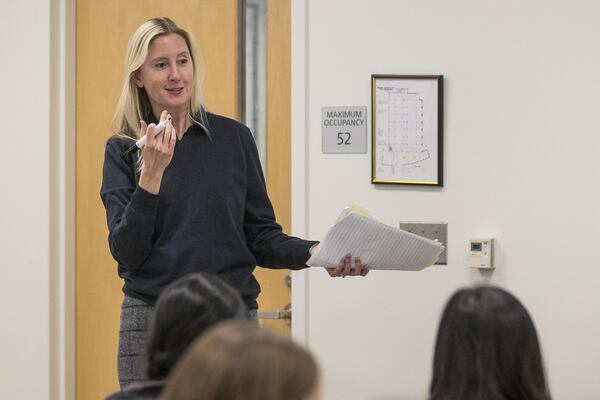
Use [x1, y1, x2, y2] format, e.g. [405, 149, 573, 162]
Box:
[326, 253, 370, 277]
[309, 245, 370, 277]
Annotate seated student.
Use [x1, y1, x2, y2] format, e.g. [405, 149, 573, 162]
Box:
[429, 285, 552, 400]
[162, 320, 321, 400]
[106, 273, 247, 400]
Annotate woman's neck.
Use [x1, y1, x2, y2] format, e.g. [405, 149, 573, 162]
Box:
[169, 111, 191, 139]
[152, 108, 191, 139]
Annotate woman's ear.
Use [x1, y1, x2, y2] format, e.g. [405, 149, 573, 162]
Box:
[134, 73, 143, 88]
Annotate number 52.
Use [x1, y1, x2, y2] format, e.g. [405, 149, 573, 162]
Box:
[337, 132, 351, 145]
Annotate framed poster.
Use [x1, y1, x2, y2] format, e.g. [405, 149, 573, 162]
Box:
[371, 75, 443, 186]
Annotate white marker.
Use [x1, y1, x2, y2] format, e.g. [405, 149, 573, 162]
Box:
[135, 119, 170, 149]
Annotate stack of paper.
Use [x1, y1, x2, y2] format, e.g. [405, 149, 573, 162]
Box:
[307, 208, 445, 271]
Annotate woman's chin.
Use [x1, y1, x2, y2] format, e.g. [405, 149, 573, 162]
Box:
[158, 102, 189, 114]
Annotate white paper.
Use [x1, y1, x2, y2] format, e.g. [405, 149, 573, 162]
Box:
[307, 211, 444, 271]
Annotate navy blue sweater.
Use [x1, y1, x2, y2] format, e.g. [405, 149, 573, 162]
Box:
[100, 112, 315, 309]
[105, 380, 163, 400]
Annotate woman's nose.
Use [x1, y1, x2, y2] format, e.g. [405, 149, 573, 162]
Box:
[169, 66, 181, 80]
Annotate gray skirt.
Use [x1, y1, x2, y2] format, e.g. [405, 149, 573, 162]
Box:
[117, 296, 155, 388]
[117, 295, 258, 388]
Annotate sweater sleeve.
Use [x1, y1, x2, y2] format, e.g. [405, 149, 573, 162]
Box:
[240, 126, 318, 270]
[100, 138, 159, 269]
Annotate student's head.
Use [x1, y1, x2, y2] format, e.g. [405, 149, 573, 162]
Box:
[430, 285, 551, 400]
[112, 17, 204, 137]
[162, 320, 321, 400]
[145, 272, 246, 380]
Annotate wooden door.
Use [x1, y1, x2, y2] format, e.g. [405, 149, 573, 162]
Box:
[254, 0, 293, 335]
[76, 0, 292, 398]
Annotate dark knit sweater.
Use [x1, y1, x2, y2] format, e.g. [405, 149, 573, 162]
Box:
[105, 380, 163, 400]
[100, 112, 315, 309]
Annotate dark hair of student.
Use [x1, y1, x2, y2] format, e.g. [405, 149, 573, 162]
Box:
[430, 286, 552, 400]
[145, 272, 247, 380]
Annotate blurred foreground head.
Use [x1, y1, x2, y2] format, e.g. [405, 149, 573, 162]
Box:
[430, 285, 552, 400]
[163, 320, 321, 400]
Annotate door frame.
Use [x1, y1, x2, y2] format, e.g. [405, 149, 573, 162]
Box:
[290, 0, 310, 345]
[50, 0, 76, 399]
[48, 0, 315, 397]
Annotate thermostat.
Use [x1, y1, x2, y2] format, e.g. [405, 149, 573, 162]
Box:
[468, 238, 494, 269]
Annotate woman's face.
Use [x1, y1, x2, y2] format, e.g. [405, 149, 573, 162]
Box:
[136, 33, 193, 117]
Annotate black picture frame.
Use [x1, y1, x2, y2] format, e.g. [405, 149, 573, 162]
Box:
[371, 74, 443, 186]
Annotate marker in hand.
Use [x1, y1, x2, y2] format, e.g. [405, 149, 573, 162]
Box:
[135, 118, 171, 149]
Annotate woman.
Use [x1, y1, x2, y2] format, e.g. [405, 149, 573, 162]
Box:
[430, 286, 552, 400]
[106, 272, 246, 398]
[162, 320, 321, 400]
[100, 17, 369, 387]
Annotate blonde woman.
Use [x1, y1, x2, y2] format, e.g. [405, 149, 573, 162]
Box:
[162, 320, 321, 400]
[100, 17, 369, 387]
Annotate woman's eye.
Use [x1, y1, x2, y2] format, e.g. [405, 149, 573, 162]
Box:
[154, 62, 167, 69]
[178, 58, 189, 65]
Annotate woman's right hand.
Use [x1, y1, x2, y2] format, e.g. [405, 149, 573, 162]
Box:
[138, 110, 177, 194]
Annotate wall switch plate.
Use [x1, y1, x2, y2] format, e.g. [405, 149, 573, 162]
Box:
[399, 222, 448, 265]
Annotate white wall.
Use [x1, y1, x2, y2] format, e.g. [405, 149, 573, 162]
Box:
[0, 1, 73, 399]
[0, 0, 51, 397]
[293, 1, 600, 399]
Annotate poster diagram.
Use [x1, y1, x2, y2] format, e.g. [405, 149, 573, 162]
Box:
[372, 76, 442, 185]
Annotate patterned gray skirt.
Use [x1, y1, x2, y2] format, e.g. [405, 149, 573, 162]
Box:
[117, 295, 258, 388]
[117, 296, 154, 388]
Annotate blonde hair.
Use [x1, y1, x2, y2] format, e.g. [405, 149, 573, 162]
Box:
[112, 17, 205, 139]
[162, 321, 320, 400]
